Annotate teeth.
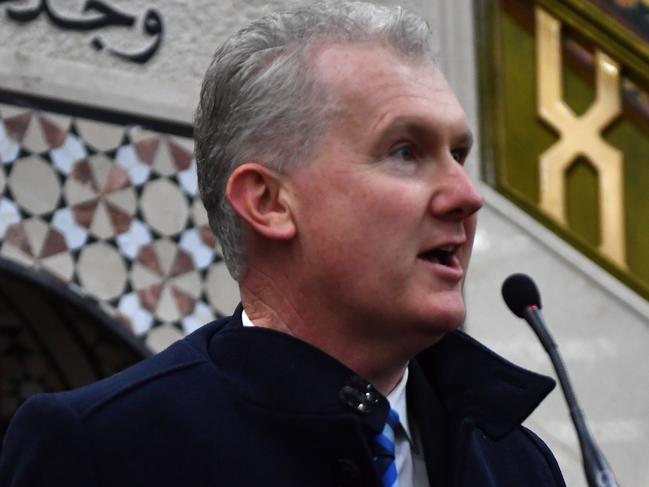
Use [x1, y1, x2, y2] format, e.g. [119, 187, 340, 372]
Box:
[438, 245, 455, 253]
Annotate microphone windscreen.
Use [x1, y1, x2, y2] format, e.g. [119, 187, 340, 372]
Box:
[501, 273, 542, 317]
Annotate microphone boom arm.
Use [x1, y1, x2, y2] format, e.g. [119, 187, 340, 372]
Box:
[523, 306, 619, 487]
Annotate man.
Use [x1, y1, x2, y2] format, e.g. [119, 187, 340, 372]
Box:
[0, 2, 566, 486]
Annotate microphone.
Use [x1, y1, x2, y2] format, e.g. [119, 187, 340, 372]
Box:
[501, 273, 619, 487]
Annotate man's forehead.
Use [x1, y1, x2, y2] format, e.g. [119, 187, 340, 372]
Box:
[310, 42, 441, 104]
[309, 42, 467, 134]
[311, 41, 434, 80]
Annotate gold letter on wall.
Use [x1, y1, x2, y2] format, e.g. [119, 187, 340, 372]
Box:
[536, 7, 626, 268]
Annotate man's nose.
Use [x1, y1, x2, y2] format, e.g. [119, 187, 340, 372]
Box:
[430, 162, 483, 220]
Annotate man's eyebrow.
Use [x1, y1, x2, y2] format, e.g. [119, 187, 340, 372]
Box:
[376, 117, 475, 144]
[456, 130, 474, 148]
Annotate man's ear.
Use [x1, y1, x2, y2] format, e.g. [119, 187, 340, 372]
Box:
[226, 163, 296, 241]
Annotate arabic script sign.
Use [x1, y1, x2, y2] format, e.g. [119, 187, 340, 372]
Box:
[0, 0, 164, 64]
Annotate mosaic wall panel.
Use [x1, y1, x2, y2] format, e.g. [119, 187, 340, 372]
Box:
[0, 94, 234, 348]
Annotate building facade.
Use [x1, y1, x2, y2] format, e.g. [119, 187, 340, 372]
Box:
[0, 1, 647, 485]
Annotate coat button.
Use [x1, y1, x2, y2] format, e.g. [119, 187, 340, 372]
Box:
[339, 375, 380, 414]
[334, 458, 361, 487]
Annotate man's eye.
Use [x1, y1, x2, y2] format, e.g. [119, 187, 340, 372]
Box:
[451, 148, 467, 163]
[392, 145, 416, 162]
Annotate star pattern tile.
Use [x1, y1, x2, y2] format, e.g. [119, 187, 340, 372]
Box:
[130, 128, 194, 177]
[0, 101, 234, 343]
[131, 238, 202, 323]
[1, 217, 74, 281]
[2, 109, 71, 153]
[64, 155, 137, 239]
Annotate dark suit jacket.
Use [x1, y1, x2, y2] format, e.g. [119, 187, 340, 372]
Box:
[0, 308, 566, 486]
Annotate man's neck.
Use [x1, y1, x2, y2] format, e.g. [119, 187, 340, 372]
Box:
[240, 280, 409, 396]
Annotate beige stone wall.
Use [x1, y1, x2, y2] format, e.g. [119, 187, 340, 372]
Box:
[468, 188, 649, 487]
[0, 1, 430, 79]
[0, 0, 440, 123]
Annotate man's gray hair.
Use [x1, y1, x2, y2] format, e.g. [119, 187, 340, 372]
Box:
[194, 1, 436, 280]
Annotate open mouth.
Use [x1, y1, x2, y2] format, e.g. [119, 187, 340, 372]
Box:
[418, 245, 457, 267]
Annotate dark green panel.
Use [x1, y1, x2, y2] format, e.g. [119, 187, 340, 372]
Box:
[561, 48, 600, 246]
[606, 117, 649, 284]
[500, 10, 553, 203]
[565, 158, 600, 247]
[478, 0, 649, 301]
[563, 46, 596, 116]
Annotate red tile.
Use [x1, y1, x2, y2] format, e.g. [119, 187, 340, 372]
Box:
[3, 112, 31, 143]
[137, 244, 164, 277]
[73, 201, 98, 229]
[171, 286, 195, 316]
[40, 229, 67, 258]
[71, 160, 98, 192]
[5, 223, 32, 257]
[169, 249, 194, 277]
[168, 140, 193, 171]
[39, 115, 67, 149]
[134, 138, 160, 165]
[138, 283, 163, 312]
[103, 164, 130, 194]
[105, 202, 132, 235]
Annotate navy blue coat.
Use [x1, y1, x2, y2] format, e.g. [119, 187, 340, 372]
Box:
[0, 308, 566, 486]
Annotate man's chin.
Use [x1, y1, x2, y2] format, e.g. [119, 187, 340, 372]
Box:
[411, 302, 466, 336]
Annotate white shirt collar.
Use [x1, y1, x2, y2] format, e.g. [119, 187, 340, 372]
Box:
[242, 309, 255, 328]
[386, 367, 414, 446]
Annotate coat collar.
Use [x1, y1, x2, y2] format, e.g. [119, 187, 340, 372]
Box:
[415, 330, 555, 440]
[204, 305, 554, 440]
[206, 305, 390, 435]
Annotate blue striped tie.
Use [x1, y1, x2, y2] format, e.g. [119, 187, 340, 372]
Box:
[373, 408, 400, 487]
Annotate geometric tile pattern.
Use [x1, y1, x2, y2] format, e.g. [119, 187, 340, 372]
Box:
[0, 99, 234, 344]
